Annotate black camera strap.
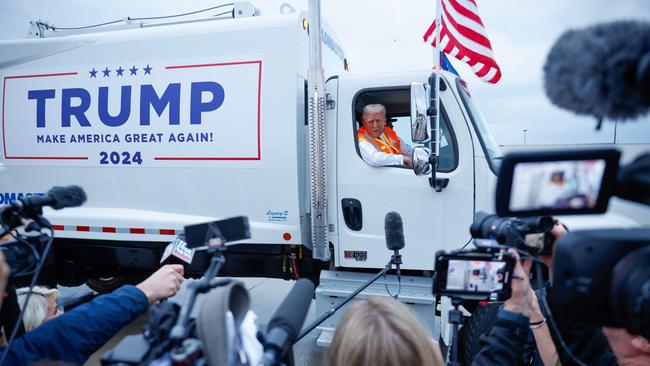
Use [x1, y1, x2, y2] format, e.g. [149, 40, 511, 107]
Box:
[537, 290, 588, 366]
[0, 283, 25, 338]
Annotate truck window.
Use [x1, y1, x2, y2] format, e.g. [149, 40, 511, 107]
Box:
[391, 116, 456, 172]
[354, 88, 457, 172]
[456, 79, 502, 173]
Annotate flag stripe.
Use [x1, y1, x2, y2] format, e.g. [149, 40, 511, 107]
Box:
[446, 0, 484, 27]
[440, 11, 494, 59]
[439, 17, 498, 68]
[423, 0, 501, 83]
[442, 0, 491, 48]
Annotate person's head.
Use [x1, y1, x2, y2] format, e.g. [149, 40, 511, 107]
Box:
[602, 327, 650, 365]
[550, 171, 565, 185]
[325, 297, 443, 366]
[361, 104, 387, 138]
[17, 286, 63, 331]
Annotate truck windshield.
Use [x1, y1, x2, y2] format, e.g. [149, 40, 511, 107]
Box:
[456, 79, 502, 173]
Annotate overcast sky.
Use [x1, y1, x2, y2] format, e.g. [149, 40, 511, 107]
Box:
[1, 0, 649, 146]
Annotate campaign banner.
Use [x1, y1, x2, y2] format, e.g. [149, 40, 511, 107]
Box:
[1, 56, 263, 167]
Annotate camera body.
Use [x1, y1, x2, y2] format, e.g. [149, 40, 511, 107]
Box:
[552, 229, 650, 339]
[0, 234, 50, 278]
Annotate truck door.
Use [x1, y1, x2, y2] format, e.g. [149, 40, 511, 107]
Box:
[335, 76, 475, 270]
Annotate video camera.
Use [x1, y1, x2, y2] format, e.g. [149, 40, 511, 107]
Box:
[433, 209, 557, 303]
[0, 185, 86, 277]
[495, 147, 650, 339]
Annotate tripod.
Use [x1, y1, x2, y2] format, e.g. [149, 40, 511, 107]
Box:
[446, 298, 465, 366]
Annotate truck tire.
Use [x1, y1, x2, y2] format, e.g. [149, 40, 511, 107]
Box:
[85, 277, 129, 293]
[462, 303, 501, 363]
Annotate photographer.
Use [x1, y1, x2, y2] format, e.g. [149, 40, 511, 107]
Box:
[0, 258, 184, 365]
[472, 249, 559, 366]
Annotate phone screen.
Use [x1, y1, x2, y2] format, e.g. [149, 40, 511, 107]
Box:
[446, 259, 508, 293]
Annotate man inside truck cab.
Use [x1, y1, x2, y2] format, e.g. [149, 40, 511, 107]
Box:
[358, 104, 413, 167]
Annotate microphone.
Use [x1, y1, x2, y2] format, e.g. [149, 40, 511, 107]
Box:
[543, 20, 650, 127]
[160, 238, 195, 267]
[1, 186, 87, 229]
[385, 212, 405, 251]
[385, 212, 405, 278]
[261, 279, 315, 366]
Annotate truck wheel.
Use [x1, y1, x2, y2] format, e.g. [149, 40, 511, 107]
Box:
[462, 303, 500, 363]
[85, 277, 128, 293]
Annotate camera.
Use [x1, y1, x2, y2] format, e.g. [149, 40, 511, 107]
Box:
[470, 212, 555, 255]
[433, 245, 516, 302]
[0, 234, 51, 279]
[552, 228, 650, 339]
[495, 147, 650, 338]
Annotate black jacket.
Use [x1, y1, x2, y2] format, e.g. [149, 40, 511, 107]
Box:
[472, 309, 531, 366]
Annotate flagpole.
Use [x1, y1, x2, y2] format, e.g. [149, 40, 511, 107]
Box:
[433, 0, 442, 160]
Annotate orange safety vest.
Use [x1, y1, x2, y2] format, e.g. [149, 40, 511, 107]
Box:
[357, 126, 401, 154]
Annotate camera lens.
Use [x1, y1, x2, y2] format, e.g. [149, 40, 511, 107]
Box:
[610, 246, 650, 339]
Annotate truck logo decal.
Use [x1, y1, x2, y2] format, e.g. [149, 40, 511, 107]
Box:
[0, 192, 44, 205]
[1, 58, 263, 166]
[321, 31, 345, 61]
[266, 210, 289, 222]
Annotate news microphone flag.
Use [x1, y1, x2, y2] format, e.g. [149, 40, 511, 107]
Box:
[424, 0, 502, 84]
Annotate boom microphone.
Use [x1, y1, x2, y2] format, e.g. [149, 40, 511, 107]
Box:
[544, 20, 650, 126]
[1, 186, 86, 228]
[384, 212, 405, 251]
[261, 279, 315, 366]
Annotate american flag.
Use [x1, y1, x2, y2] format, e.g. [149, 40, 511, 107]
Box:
[423, 0, 501, 83]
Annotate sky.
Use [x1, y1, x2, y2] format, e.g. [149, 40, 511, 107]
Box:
[0, 0, 649, 146]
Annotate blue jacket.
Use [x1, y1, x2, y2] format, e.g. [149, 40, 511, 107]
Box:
[1, 285, 149, 365]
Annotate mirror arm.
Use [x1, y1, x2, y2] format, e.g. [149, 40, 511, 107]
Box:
[426, 74, 447, 192]
[427, 155, 449, 192]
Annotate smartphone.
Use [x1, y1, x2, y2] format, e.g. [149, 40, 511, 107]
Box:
[184, 216, 251, 248]
[434, 252, 516, 301]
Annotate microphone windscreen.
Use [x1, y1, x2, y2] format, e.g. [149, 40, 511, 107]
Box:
[267, 279, 314, 342]
[384, 211, 405, 251]
[48, 185, 87, 209]
[544, 20, 650, 122]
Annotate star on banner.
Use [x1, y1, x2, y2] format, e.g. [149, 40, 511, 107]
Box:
[129, 65, 138, 75]
[89, 68, 98, 78]
[143, 64, 152, 75]
[116, 67, 124, 76]
[102, 68, 111, 77]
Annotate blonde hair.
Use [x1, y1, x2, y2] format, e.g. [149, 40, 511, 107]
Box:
[16, 286, 58, 332]
[325, 297, 444, 366]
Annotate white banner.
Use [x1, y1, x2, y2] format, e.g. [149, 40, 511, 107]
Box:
[1, 56, 263, 167]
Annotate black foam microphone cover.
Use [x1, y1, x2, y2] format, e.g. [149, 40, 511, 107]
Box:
[267, 279, 315, 346]
[384, 211, 405, 251]
[544, 20, 650, 122]
[47, 185, 87, 209]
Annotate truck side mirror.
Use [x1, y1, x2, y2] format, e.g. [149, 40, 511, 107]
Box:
[412, 147, 432, 176]
[410, 82, 430, 144]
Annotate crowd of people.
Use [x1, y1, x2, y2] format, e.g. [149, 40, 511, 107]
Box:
[0, 221, 647, 366]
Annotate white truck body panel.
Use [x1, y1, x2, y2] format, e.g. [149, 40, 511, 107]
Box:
[0, 13, 346, 249]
